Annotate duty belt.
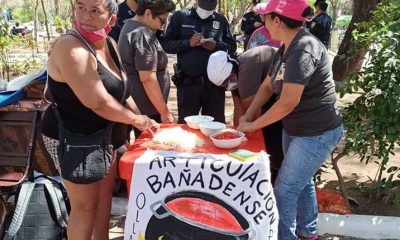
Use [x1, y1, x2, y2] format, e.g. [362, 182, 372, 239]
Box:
[182, 75, 208, 85]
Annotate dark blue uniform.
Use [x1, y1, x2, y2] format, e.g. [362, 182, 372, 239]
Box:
[109, 0, 135, 41]
[309, 12, 332, 47]
[161, 7, 236, 123]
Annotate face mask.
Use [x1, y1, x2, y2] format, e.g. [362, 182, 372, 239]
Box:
[73, 20, 112, 43]
[224, 73, 238, 91]
[196, 7, 213, 20]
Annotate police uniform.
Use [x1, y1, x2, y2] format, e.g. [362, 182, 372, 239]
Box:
[161, 7, 236, 123]
[309, 12, 332, 47]
[240, 11, 263, 50]
[109, 0, 135, 41]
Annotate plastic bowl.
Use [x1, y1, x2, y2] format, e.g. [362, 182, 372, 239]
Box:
[199, 121, 226, 137]
[184, 115, 214, 129]
[210, 130, 245, 149]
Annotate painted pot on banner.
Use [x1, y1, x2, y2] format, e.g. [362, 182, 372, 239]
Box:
[145, 190, 254, 240]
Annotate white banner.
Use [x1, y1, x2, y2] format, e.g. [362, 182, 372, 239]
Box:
[124, 150, 278, 240]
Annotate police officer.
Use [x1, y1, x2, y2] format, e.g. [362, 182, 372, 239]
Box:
[309, 1, 332, 47]
[240, 0, 263, 50]
[161, 0, 236, 123]
[109, 0, 137, 41]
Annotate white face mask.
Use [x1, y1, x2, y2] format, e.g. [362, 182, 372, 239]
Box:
[196, 6, 213, 19]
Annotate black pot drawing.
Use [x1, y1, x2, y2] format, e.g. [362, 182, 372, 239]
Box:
[144, 190, 255, 240]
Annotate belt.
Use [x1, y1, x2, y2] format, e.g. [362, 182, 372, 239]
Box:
[182, 75, 208, 85]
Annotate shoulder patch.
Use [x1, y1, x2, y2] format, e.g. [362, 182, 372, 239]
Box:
[212, 21, 220, 30]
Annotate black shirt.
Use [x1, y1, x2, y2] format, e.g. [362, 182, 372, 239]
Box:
[42, 39, 130, 148]
[240, 11, 262, 36]
[160, 7, 236, 78]
[309, 12, 332, 47]
[109, 0, 135, 41]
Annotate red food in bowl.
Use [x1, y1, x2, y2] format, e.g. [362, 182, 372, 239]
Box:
[214, 132, 241, 140]
[166, 197, 243, 233]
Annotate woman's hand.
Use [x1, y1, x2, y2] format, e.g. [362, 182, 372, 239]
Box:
[237, 120, 255, 133]
[239, 113, 253, 124]
[133, 115, 155, 131]
[161, 111, 175, 123]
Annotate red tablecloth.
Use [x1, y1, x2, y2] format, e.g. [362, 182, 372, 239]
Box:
[118, 124, 266, 192]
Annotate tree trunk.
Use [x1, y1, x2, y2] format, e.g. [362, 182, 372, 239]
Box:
[332, 0, 381, 82]
[54, 0, 61, 16]
[40, 0, 51, 41]
[34, 0, 39, 53]
[330, 1, 338, 29]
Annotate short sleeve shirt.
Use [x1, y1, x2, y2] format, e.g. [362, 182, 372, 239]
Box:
[237, 46, 277, 99]
[268, 29, 341, 136]
[118, 20, 170, 116]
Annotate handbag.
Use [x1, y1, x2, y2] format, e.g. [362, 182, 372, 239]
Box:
[46, 30, 127, 184]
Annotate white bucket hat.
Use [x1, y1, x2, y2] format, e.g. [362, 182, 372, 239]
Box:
[207, 51, 237, 86]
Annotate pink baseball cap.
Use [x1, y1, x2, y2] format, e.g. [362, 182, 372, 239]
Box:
[255, 0, 310, 21]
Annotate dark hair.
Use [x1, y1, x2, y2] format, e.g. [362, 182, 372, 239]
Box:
[268, 12, 303, 28]
[317, 2, 328, 12]
[314, 0, 325, 7]
[252, 0, 261, 5]
[268, 6, 314, 29]
[136, 0, 176, 16]
[76, 0, 118, 15]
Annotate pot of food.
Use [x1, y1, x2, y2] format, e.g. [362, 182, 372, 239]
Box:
[145, 190, 254, 240]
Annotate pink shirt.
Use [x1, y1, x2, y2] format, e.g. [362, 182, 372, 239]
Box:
[247, 27, 282, 50]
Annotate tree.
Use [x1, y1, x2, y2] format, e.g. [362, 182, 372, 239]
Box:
[328, 0, 352, 29]
[340, 0, 400, 202]
[332, 0, 381, 82]
[174, 0, 193, 9]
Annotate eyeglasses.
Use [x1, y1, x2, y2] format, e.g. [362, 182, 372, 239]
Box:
[157, 16, 167, 26]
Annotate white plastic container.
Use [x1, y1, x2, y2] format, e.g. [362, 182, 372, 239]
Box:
[184, 115, 214, 129]
[199, 121, 226, 136]
[210, 130, 245, 149]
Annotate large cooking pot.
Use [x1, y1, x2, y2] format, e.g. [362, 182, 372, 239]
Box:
[145, 190, 254, 240]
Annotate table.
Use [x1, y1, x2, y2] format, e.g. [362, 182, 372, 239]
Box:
[120, 124, 278, 240]
[118, 124, 266, 192]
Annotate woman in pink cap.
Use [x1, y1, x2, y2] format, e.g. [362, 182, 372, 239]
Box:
[237, 0, 343, 239]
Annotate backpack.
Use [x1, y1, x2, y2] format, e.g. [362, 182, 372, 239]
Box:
[2, 176, 69, 240]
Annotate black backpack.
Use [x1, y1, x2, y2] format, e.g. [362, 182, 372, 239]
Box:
[2, 176, 69, 240]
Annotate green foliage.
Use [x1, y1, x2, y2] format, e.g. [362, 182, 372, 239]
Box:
[0, 7, 13, 79]
[54, 16, 71, 33]
[10, 58, 44, 76]
[340, 0, 400, 202]
[12, 5, 33, 24]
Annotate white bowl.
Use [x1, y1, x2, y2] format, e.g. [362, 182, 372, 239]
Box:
[199, 121, 226, 136]
[184, 115, 214, 129]
[210, 130, 245, 149]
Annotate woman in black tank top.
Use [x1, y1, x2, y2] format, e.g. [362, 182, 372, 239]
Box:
[42, 1, 159, 239]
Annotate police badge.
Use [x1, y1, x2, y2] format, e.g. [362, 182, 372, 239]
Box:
[212, 21, 220, 30]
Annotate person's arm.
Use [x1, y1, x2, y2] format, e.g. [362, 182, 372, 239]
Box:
[138, 71, 174, 122]
[125, 96, 141, 114]
[232, 95, 244, 126]
[160, 11, 192, 54]
[53, 36, 152, 129]
[239, 49, 317, 132]
[233, 94, 259, 126]
[215, 17, 237, 54]
[240, 75, 274, 122]
[239, 83, 304, 132]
